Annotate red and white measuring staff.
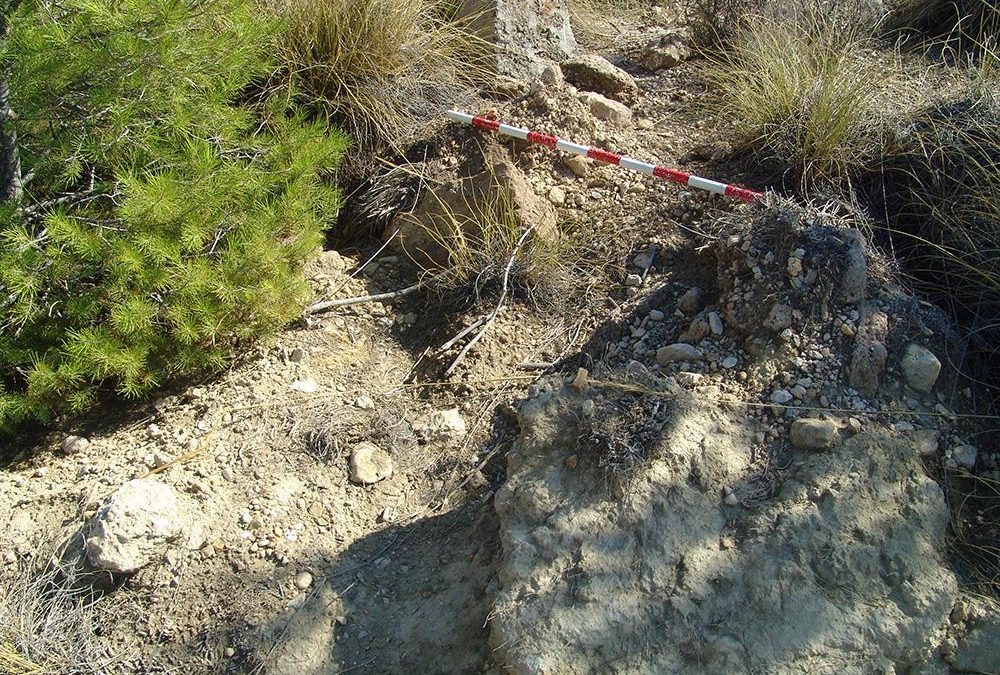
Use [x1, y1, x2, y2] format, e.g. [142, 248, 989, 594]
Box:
[447, 110, 762, 203]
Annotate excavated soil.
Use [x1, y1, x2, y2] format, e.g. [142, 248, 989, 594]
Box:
[2, 2, 998, 674]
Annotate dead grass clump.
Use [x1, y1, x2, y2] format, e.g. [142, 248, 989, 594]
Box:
[581, 384, 672, 489]
[414, 181, 568, 307]
[265, 0, 487, 155]
[680, 0, 761, 51]
[0, 545, 131, 674]
[887, 0, 1000, 49]
[870, 92, 1000, 399]
[703, 15, 903, 191]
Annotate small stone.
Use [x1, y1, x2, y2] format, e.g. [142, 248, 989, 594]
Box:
[224, 647, 236, 658]
[291, 379, 318, 394]
[412, 408, 467, 443]
[3, 550, 17, 564]
[790, 418, 839, 450]
[570, 367, 589, 392]
[33, 467, 48, 478]
[580, 399, 595, 416]
[581, 91, 632, 126]
[354, 395, 376, 410]
[910, 430, 940, 456]
[548, 186, 567, 206]
[787, 257, 803, 278]
[336, 615, 348, 626]
[221, 466, 235, 482]
[62, 435, 90, 455]
[708, 311, 724, 335]
[349, 442, 393, 485]
[900, 343, 942, 393]
[770, 389, 794, 405]
[840, 323, 857, 337]
[656, 343, 704, 365]
[289, 347, 305, 363]
[379, 506, 397, 523]
[648, 309, 665, 321]
[722, 356, 738, 369]
[952, 445, 977, 470]
[624, 273, 643, 287]
[564, 455, 578, 470]
[563, 155, 590, 178]
[294, 571, 313, 590]
[677, 287, 702, 315]
[152, 451, 172, 468]
[764, 304, 793, 332]
[724, 492, 739, 506]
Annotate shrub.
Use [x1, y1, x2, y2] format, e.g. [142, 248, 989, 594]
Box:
[0, 540, 131, 674]
[702, 13, 903, 190]
[265, 0, 485, 156]
[871, 93, 1000, 388]
[887, 0, 1000, 48]
[0, 0, 346, 432]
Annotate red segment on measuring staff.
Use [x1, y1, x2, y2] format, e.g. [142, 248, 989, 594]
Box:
[653, 166, 690, 184]
[587, 148, 621, 165]
[527, 131, 558, 147]
[472, 116, 500, 131]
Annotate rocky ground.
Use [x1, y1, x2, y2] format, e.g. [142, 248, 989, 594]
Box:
[2, 1, 998, 674]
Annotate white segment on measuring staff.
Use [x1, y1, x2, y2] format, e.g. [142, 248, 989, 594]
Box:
[688, 175, 729, 195]
[619, 157, 657, 176]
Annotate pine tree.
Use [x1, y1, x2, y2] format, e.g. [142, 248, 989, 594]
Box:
[0, 0, 347, 432]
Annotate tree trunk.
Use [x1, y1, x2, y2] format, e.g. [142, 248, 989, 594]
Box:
[0, 5, 22, 205]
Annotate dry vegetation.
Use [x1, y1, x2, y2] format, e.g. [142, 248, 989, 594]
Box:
[265, 0, 488, 157]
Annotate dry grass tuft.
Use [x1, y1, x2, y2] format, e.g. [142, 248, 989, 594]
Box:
[702, 14, 904, 191]
[871, 91, 1000, 397]
[0, 541, 132, 674]
[417, 179, 567, 306]
[265, 0, 488, 155]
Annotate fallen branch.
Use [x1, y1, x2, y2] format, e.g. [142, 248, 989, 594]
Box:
[304, 267, 453, 315]
[443, 224, 536, 378]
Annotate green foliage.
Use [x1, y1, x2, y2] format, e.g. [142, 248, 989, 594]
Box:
[0, 0, 347, 432]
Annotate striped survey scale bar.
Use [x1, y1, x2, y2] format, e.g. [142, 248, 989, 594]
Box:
[447, 110, 763, 203]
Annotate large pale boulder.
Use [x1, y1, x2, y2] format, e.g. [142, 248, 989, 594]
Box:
[85, 478, 184, 574]
[458, 0, 576, 79]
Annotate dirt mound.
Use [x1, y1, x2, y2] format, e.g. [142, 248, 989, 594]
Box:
[491, 378, 957, 673]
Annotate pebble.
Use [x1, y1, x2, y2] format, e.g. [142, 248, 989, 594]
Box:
[349, 442, 393, 485]
[708, 311, 724, 335]
[563, 155, 590, 178]
[290, 379, 318, 394]
[724, 492, 739, 506]
[648, 309, 665, 321]
[790, 418, 839, 450]
[354, 395, 376, 410]
[294, 571, 313, 590]
[722, 356, 738, 369]
[770, 389, 794, 405]
[548, 187, 567, 206]
[224, 647, 236, 658]
[624, 273, 643, 287]
[221, 466, 235, 482]
[289, 347, 305, 363]
[656, 343, 704, 365]
[62, 435, 90, 455]
[677, 287, 702, 314]
[951, 445, 978, 470]
[900, 343, 941, 393]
